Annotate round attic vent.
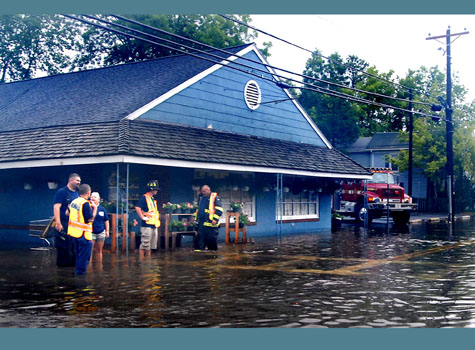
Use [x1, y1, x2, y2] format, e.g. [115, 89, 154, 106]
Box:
[244, 80, 261, 110]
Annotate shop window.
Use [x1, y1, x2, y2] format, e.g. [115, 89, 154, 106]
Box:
[195, 189, 255, 222]
[276, 191, 319, 220]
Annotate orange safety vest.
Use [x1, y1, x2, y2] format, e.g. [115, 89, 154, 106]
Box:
[143, 194, 160, 228]
[208, 192, 217, 221]
[67, 197, 93, 241]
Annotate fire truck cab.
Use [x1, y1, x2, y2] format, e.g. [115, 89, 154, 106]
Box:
[336, 168, 417, 225]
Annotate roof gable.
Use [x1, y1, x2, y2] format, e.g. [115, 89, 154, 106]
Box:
[134, 45, 331, 148]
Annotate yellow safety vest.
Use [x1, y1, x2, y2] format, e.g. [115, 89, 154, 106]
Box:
[193, 193, 223, 228]
[67, 197, 93, 241]
[143, 194, 160, 228]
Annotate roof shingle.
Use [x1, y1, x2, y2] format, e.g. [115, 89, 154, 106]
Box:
[0, 120, 370, 176]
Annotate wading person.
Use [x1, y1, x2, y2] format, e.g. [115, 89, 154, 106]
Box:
[90, 192, 109, 264]
[67, 184, 97, 276]
[53, 173, 81, 267]
[135, 180, 160, 258]
[194, 185, 223, 251]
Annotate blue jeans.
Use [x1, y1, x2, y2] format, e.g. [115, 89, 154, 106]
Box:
[73, 235, 92, 275]
[55, 228, 75, 267]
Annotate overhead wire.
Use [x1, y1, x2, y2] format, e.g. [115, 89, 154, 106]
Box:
[219, 14, 442, 101]
[110, 14, 432, 108]
[63, 14, 450, 124]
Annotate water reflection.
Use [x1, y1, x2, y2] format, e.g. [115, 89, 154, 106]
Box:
[0, 218, 475, 327]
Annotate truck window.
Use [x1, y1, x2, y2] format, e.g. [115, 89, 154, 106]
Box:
[371, 173, 396, 184]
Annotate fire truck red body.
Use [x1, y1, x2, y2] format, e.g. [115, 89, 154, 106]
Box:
[336, 168, 417, 225]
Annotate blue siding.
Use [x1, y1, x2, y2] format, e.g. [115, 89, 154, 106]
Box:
[350, 152, 370, 168]
[139, 50, 326, 147]
[1, 165, 334, 245]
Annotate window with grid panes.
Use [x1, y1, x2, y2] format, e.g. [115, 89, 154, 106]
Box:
[195, 189, 255, 223]
[276, 191, 319, 220]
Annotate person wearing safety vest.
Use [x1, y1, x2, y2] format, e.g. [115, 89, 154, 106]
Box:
[67, 184, 97, 276]
[135, 180, 160, 258]
[193, 185, 224, 251]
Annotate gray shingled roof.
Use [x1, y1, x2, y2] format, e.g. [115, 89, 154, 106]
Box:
[0, 122, 120, 162]
[0, 119, 370, 176]
[0, 44, 252, 133]
[346, 133, 408, 153]
[127, 120, 370, 175]
[366, 132, 408, 150]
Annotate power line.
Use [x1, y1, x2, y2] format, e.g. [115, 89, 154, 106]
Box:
[102, 15, 432, 108]
[219, 14, 439, 100]
[63, 14, 450, 124]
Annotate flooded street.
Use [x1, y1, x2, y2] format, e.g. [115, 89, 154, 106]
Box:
[1, 217, 475, 328]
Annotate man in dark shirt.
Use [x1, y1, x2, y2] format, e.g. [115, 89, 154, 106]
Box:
[53, 173, 81, 267]
[194, 185, 223, 251]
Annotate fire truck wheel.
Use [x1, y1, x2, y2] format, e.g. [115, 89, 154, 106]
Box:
[355, 203, 372, 226]
[392, 211, 410, 225]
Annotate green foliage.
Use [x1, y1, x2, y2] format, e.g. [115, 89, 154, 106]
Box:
[238, 214, 249, 226]
[299, 49, 364, 146]
[71, 14, 257, 69]
[0, 15, 77, 83]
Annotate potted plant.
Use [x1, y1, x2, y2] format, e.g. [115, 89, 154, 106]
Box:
[187, 221, 197, 232]
[230, 201, 244, 212]
[191, 201, 199, 213]
[180, 202, 193, 213]
[162, 202, 177, 214]
[169, 219, 179, 232]
[238, 214, 249, 228]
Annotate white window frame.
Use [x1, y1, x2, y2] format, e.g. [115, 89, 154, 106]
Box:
[276, 191, 319, 221]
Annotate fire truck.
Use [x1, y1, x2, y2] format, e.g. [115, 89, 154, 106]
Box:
[336, 168, 417, 225]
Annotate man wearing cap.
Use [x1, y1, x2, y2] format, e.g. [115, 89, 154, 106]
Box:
[135, 180, 161, 257]
[53, 173, 81, 267]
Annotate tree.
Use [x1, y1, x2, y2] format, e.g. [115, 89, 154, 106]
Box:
[298, 50, 367, 147]
[392, 66, 475, 208]
[353, 66, 403, 134]
[71, 15, 258, 70]
[1, 14, 262, 82]
[0, 15, 77, 83]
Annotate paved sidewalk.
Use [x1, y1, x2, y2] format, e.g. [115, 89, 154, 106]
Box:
[409, 212, 474, 223]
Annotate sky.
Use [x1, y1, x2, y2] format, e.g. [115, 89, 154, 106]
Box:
[250, 15, 475, 103]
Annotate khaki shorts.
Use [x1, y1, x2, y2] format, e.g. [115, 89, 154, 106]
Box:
[92, 231, 106, 241]
[140, 227, 158, 250]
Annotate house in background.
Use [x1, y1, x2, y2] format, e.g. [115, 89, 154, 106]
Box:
[0, 43, 370, 245]
[344, 132, 427, 201]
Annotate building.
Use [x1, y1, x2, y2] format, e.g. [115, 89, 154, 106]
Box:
[0, 43, 370, 245]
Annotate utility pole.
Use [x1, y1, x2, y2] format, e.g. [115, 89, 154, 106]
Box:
[426, 27, 469, 223]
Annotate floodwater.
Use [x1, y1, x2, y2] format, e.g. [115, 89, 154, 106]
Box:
[1, 217, 475, 328]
